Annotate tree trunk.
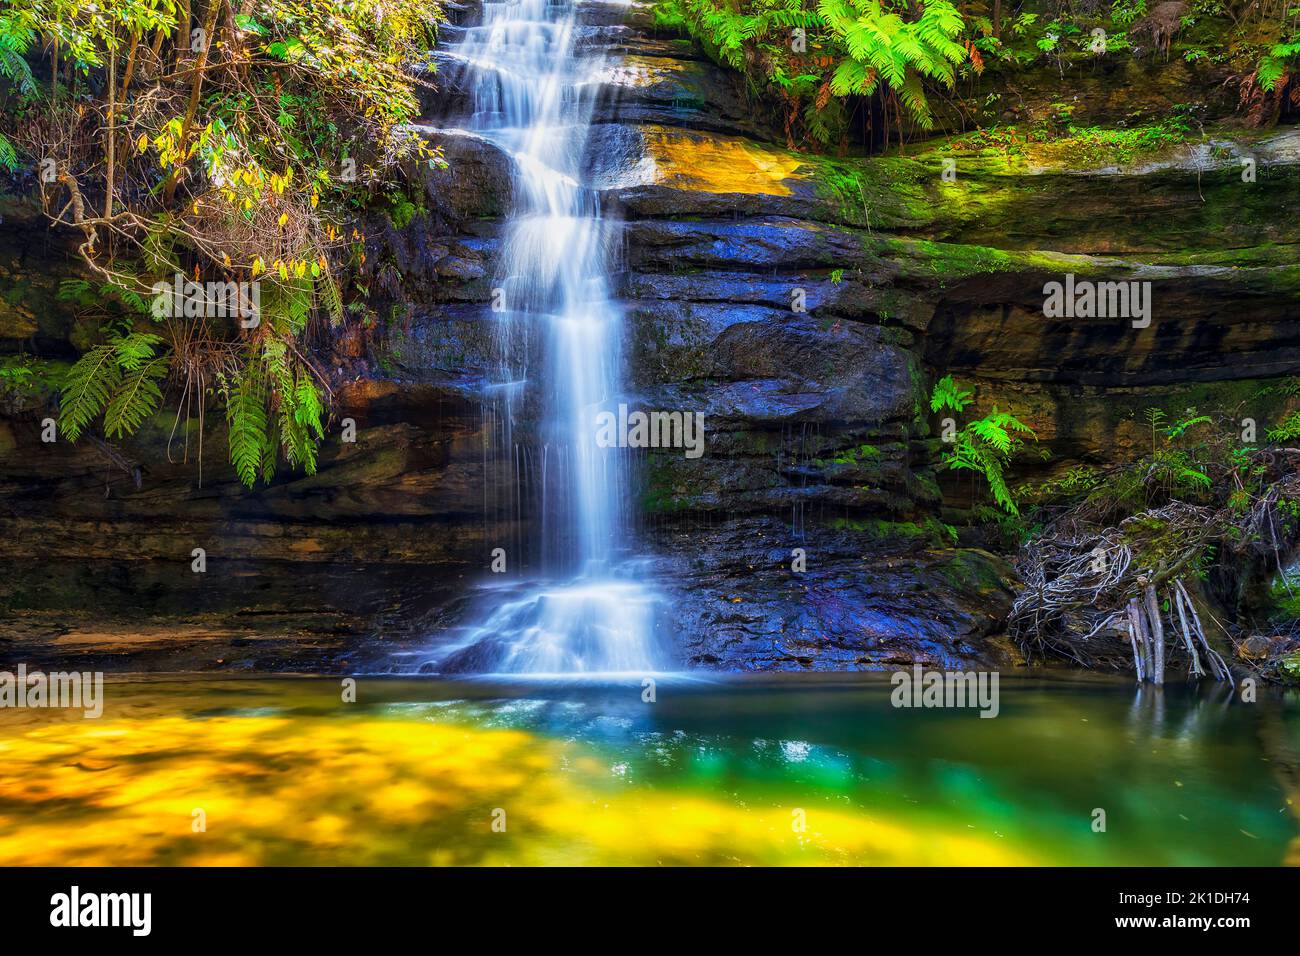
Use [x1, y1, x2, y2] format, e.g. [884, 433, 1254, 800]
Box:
[175, 0, 193, 73]
[164, 0, 220, 205]
[104, 36, 117, 219]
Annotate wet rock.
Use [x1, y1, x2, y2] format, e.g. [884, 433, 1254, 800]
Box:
[648, 517, 1019, 671]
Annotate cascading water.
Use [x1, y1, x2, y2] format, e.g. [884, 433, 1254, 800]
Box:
[424, 0, 665, 674]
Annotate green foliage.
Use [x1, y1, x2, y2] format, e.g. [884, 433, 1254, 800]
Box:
[3, 1, 445, 492]
[59, 278, 153, 317]
[818, 0, 968, 130]
[223, 354, 273, 487]
[1111, 0, 1147, 27]
[1024, 465, 1104, 504]
[931, 375, 1036, 515]
[1258, 37, 1300, 92]
[655, 0, 970, 146]
[1266, 409, 1300, 443]
[218, 337, 324, 489]
[0, 355, 65, 402]
[929, 373, 973, 413]
[1281, 652, 1300, 681]
[58, 331, 167, 442]
[0, 2, 37, 170]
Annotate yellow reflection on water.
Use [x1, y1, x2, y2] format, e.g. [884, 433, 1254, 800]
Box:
[0, 708, 1036, 866]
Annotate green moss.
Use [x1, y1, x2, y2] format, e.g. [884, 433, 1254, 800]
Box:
[803, 154, 933, 229]
[817, 443, 881, 466]
[1267, 567, 1300, 621]
[389, 197, 419, 229]
[825, 516, 948, 548]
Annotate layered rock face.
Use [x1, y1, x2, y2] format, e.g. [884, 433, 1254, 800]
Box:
[2, 0, 1297, 671]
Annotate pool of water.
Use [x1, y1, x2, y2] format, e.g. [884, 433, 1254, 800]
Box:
[0, 673, 1296, 866]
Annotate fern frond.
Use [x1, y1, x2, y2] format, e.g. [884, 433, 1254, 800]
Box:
[929, 374, 973, 413]
[103, 356, 167, 439]
[226, 355, 270, 488]
[113, 331, 164, 371]
[0, 133, 17, 173]
[0, 38, 35, 96]
[59, 346, 122, 442]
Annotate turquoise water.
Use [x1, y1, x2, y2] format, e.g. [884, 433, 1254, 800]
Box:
[0, 673, 1295, 865]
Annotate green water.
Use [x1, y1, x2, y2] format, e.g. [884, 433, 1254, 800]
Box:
[0, 674, 1295, 866]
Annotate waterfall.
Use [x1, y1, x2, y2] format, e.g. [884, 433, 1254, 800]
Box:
[426, 0, 665, 674]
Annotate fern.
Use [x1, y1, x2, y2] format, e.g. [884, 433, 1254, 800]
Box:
[103, 282, 153, 317]
[1258, 40, 1300, 93]
[819, 0, 967, 129]
[318, 274, 344, 327]
[1164, 413, 1211, 441]
[59, 332, 168, 442]
[57, 279, 95, 306]
[104, 357, 166, 438]
[933, 375, 1037, 516]
[220, 335, 326, 487]
[0, 19, 35, 98]
[0, 8, 35, 174]
[929, 374, 973, 413]
[665, 0, 968, 136]
[261, 279, 313, 336]
[1267, 410, 1300, 444]
[969, 408, 1033, 454]
[224, 356, 271, 488]
[0, 133, 16, 173]
[59, 346, 122, 442]
[114, 331, 164, 370]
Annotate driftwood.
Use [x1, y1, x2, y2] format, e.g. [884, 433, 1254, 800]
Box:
[1011, 497, 1293, 683]
[1011, 432, 1300, 684]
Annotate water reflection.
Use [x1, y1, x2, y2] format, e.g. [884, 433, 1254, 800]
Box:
[0, 674, 1294, 866]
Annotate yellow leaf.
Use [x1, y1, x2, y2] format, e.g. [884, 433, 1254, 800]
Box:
[278, 213, 288, 227]
[136, 134, 148, 154]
